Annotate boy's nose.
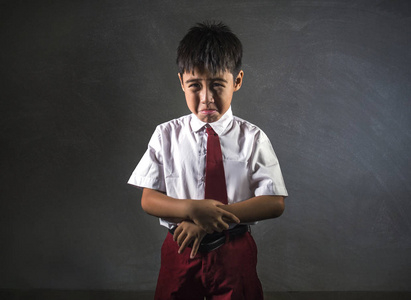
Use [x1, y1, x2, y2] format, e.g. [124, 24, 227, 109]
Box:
[200, 88, 214, 103]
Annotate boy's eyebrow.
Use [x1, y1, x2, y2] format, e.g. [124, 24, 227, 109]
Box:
[211, 77, 228, 83]
[185, 77, 228, 84]
[185, 78, 200, 84]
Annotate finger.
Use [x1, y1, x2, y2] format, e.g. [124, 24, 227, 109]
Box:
[213, 217, 229, 231]
[200, 225, 214, 234]
[177, 232, 187, 246]
[222, 216, 234, 223]
[173, 226, 182, 242]
[213, 223, 224, 232]
[218, 220, 230, 231]
[178, 235, 192, 254]
[221, 211, 240, 224]
[190, 238, 201, 259]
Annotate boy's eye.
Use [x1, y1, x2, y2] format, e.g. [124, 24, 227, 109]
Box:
[189, 83, 201, 89]
[212, 82, 224, 88]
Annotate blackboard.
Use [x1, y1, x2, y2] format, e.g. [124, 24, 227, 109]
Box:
[1, 0, 410, 292]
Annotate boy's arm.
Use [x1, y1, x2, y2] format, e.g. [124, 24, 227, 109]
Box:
[141, 188, 240, 233]
[219, 195, 285, 223]
[172, 196, 284, 259]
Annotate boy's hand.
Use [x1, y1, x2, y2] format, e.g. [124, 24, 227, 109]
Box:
[188, 199, 240, 234]
[173, 221, 207, 259]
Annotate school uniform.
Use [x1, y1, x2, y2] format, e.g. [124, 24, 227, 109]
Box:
[128, 107, 287, 299]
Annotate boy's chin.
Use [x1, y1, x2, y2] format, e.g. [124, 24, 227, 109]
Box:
[197, 114, 221, 123]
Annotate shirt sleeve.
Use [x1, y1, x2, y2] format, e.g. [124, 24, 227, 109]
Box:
[249, 131, 288, 197]
[127, 127, 166, 192]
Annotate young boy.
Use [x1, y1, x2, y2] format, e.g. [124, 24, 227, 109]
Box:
[128, 21, 288, 300]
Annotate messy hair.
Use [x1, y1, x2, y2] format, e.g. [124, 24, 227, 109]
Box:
[176, 21, 243, 77]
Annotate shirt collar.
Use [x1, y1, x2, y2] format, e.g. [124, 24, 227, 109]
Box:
[190, 106, 233, 136]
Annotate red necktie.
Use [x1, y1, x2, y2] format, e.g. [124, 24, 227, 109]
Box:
[204, 126, 228, 204]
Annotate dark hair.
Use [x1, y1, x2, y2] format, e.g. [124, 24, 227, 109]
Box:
[176, 21, 243, 77]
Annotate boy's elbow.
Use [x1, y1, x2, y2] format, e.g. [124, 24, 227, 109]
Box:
[141, 196, 148, 213]
[271, 196, 285, 218]
[276, 202, 285, 217]
[140, 189, 152, 214]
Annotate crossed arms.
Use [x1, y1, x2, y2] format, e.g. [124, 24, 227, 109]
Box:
[141, 188, 285, 258]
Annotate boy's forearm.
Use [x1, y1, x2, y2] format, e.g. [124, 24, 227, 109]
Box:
[141, 188, 241, 233]
[141, 188, 189, 222]
[220, 195, 285, 223]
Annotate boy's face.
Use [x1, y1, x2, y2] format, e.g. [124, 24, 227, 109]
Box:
[178, 68, 244, 123]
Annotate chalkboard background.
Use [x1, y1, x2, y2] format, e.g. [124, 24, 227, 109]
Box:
[1, 0, 410, 293]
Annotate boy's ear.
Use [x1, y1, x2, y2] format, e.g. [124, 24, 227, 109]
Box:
[178, 73, 185, 92]
[234, 71, 244, 91]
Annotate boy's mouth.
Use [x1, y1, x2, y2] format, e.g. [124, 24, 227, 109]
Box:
[200, 109, 217, 115]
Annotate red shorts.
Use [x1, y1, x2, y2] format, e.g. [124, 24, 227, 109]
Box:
[154, 231, 263, 300]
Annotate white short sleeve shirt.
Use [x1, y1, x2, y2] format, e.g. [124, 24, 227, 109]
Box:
[128, 107, 288, 228]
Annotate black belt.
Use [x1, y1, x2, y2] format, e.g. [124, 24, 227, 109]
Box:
[169, 225, 249, 253]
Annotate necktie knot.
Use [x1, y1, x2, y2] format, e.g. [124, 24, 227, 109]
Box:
[206, 126, 217, 136]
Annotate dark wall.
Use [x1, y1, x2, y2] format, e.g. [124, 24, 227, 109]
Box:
[1, 0, 410, 292]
